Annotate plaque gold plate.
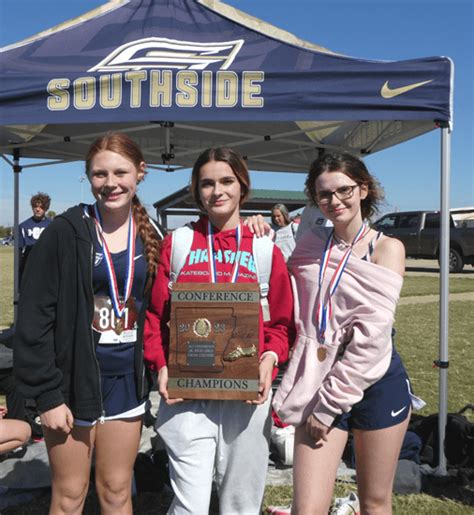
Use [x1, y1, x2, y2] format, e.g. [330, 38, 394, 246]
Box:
[168, 282, 260, 400]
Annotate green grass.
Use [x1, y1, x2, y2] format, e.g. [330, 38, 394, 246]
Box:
[395, 301, 474, 416]
[263, 484, 474, 514]
[401, 275, 474, 298]
[0, 247, 14, 328]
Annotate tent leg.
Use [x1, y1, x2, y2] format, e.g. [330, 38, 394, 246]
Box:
[13, 149, 22, 325]
[436, 126, 451, 476]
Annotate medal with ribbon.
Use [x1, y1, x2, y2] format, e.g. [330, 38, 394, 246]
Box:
[91, 203, 136, 327]
[207, 219, 242, 283]
[316, 224, 368, 347]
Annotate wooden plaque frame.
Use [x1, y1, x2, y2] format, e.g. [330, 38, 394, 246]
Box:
[168, 282, 260, 400]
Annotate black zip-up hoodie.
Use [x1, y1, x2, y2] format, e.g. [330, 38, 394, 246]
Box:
[13, 205, 153, 420]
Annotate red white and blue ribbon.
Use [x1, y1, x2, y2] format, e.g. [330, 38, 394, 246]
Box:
[91, 203, 136, 319]
[317, 224, 368, 343]
[207, 219, 242, 283]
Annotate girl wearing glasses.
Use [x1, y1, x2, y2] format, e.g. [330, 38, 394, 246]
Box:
[273, 152, 420, 514]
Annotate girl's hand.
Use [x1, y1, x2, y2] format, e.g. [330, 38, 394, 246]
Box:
[306, 414, 330, 443]
[244, 215, 274, 239]
[40, 404, 74, 434]
[0, 406, 7, 419]
[158, 365, 184, 405]
[247, 353, 276, 405]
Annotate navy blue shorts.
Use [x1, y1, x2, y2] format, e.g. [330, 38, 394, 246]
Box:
[333, 347, 412, 432]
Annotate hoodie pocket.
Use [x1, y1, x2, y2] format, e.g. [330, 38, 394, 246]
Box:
[273, 334, 340, 427]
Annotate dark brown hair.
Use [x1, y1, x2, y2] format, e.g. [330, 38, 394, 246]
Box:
[190, 148, 250, 211]
[86, 132, 161, 292]
[305, 152, 384, 220]
[30, 192, 51, 211]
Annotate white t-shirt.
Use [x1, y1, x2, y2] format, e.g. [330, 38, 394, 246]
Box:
[295, 204, 332, 241]
[273, 222, 297, 262]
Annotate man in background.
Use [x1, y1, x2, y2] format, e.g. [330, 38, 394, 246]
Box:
[18, 192, 52, 283]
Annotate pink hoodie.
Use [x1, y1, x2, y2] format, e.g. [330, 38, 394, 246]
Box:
[273, 227, 403, 427]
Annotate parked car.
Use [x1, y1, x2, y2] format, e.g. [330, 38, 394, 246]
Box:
[372, 210, 474, 273]
[1, 235, 13, 246]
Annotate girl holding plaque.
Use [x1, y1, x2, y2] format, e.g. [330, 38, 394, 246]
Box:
[144, 148, 294, 514]
[272, 152, 422, 514]
[14, 133, 162, 514]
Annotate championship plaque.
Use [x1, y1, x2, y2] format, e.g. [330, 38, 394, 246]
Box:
[168, 282, 261, 401]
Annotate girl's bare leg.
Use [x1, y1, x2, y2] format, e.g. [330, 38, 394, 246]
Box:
[353, 414, 410, 515]
[0, 419, 31, 453]
[94, 416, 142, 515]
[292, 424, 348, 515]
[44, 425, 95, 515]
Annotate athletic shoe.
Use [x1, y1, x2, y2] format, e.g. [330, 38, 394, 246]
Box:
[331, 491, 360, 514]
[265, 505, 291, 514]
[271, 425, 295, 466]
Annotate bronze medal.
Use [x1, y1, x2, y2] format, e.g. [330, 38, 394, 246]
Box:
[115, 317, 124, 335]
[317, 346, 327, 362]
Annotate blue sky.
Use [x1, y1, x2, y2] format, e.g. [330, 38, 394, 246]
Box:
[0, 0, 472, 226]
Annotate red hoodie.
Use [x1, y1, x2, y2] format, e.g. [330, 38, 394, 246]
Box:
[144, 216, 294, 372]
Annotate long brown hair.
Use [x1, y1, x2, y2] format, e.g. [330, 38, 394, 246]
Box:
[85, 132, 161, 292]
[305, 152, 384, 220]
[190, 148, 250, 211]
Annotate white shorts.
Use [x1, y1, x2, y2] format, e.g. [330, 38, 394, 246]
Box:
[74, 402, 146, 427]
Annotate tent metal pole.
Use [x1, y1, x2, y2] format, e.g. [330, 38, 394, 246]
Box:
[436, 125, 451, 476]
[12, 149, 21, 325]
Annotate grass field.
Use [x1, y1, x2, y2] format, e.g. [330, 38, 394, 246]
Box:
[395, 301, 474, 416]
[400, 276, 474, 297]
[0, 247, 14, 328]
[1, 246, 473, 513]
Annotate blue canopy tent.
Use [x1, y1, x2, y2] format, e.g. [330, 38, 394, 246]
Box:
[0, 0, 453, 473]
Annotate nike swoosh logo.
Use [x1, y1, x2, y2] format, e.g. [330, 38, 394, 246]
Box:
[381, 79, 433, 99]
[391, 406, 407, 417]
[134, 254, 143, 261]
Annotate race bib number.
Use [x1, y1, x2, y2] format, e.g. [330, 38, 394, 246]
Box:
[93, 296, 139, 344]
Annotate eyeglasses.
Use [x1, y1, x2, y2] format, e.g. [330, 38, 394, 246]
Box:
[315, 184, 359, 205]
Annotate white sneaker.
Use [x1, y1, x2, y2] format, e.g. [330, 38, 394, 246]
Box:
[271, 425, 295, 466]
[331, 491, 360, 514]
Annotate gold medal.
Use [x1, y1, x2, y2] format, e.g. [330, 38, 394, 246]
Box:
[317, 346, 327, 362]
[192, 318, 212, 338]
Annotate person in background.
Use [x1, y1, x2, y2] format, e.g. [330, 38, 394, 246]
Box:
[271, 203, 298, 262]
[0, 336, 43, 441]
[14, 133, 162, 515]
[18, 192, 52, 283]
[0, 405, 31, 455]
[273, 152, 421, 514]
[144, 147, 294, 514]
